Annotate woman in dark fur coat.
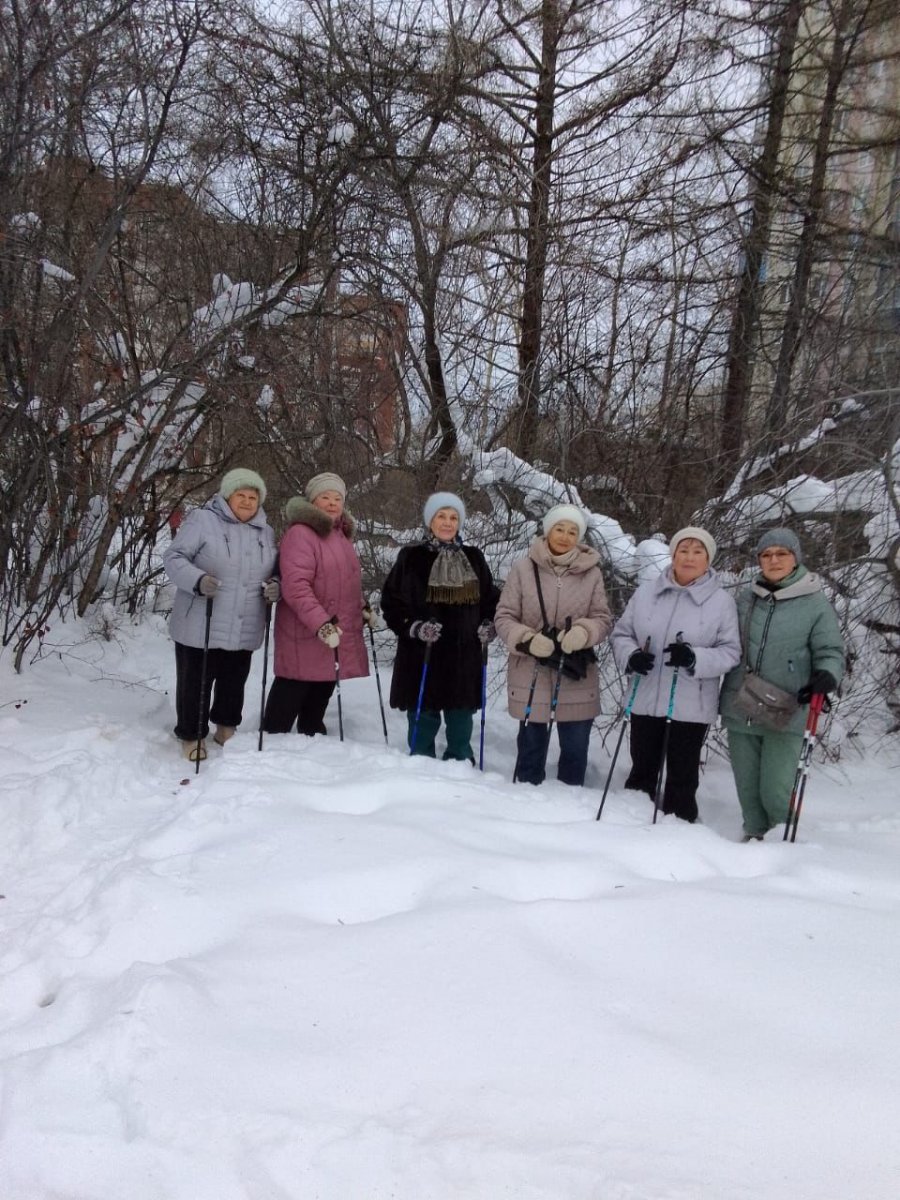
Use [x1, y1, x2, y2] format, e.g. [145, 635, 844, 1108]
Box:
[381, 492, 499, 760]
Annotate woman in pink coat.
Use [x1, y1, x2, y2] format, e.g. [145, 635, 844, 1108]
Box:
[264, 472, 369, 735]
[495, 504, 612, 786]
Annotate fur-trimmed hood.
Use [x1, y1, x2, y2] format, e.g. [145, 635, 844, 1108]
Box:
[283, 496, 357, 540]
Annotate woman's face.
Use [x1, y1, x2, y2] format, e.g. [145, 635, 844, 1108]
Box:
[672, 538, 709, 585]
[312, 490, 344, 519]
[227, 488, 260, 522]
[547, 521, 580, 555]
[430, 507, 460, 542]
[759, 546, 797, 583]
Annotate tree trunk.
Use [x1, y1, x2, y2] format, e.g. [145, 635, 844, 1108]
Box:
[718, 0, 804, 480]
[765, 0, 859, 442]
[513, 0, 560, 460]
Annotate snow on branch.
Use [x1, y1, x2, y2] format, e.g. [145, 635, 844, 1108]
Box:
[460, 436, 638, 576]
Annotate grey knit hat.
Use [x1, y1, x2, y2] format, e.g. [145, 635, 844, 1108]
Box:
[220, 467, 266, 504]
[669, 525, 716, 563]
[756, 527, 803, 563]
[305, 472, 347, 502]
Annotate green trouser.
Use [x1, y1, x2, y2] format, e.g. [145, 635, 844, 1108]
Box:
[726, 724, 804, 836]
[407, 708, 475, 761]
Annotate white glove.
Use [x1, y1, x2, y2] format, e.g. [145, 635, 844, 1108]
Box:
[528, 631, 555, 658]
[560, 625, 589, 654]
[317, 622, 341, 649]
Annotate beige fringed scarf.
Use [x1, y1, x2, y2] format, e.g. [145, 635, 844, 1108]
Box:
[423, 534, 481, 604]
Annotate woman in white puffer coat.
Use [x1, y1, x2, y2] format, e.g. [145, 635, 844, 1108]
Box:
[163, 468, 278, 761]
[610, 526, 741, 822]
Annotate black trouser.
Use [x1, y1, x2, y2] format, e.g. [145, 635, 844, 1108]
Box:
[625, 713, 708, 822]
[174, 642, 252, 741]
[263, 677, 336, 736]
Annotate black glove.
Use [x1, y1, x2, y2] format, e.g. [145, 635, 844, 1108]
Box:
[665, 640, 696, 671]
[627, 648, 655, 676]
[797, 669, 837, 704]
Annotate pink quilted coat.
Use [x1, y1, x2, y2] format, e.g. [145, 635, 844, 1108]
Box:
[273, 499, 369, 683]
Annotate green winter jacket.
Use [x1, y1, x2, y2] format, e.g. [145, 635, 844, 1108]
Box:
[720, 566, 844, 735]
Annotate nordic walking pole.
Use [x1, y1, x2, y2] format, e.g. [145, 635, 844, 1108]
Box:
[539, 617, 571, 779]
[257, 602, 272, 751]
[409, 641, 432, 755]
[368, 622, 389, 745]
[478, 640, 489, 771]
[652, 633, 683, 824]
[331, 614, 344, 743]
[195, 596, 213, 775]
[512, 658, 541, 782]
[785, 692, 826, 842]
[596, 638, 650, 821]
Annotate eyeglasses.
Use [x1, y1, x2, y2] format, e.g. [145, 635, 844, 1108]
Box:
[759, 551, 793, 560]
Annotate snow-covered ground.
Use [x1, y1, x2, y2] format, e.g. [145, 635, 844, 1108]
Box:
[1, 617, 898, 1200]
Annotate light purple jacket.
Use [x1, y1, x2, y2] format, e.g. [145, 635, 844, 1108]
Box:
[273, 499, 369, 683]
[164, 495, 277, 651]
[610, 567, 741, 724]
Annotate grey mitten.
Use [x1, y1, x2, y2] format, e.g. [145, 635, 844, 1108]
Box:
[198, 575, 220, 597]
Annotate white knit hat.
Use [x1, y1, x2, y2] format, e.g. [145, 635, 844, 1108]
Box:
[423, 492, 466, 529]
[669, 525, 716, 563]
[220, 467, 266, 504]
[542, 504, 587, 540]
[305, 472, 347, 502]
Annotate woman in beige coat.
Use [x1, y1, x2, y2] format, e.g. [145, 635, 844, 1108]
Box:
[495, 504, 612, 785]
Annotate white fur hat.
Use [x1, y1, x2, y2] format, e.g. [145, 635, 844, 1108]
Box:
[220, 468, 266, 504]
[669, 525, 716, 563]
[542, 504, 587, 540]
[423, 492, 466, 529]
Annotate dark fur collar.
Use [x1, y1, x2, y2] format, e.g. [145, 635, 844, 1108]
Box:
[283, 496, 356, 539]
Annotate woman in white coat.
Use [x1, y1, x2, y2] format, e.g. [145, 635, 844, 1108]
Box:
[164, 468, 278, 760]
[610, 527, 741, 822]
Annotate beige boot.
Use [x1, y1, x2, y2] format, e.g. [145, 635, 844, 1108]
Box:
[182, 739, 207, 762]
[213, 725, 236, 746]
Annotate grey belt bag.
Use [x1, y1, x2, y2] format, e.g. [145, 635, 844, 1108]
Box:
[732, 671, 799, 731]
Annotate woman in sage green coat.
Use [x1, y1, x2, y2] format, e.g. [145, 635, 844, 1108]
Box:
[720, 528, 844, 840]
